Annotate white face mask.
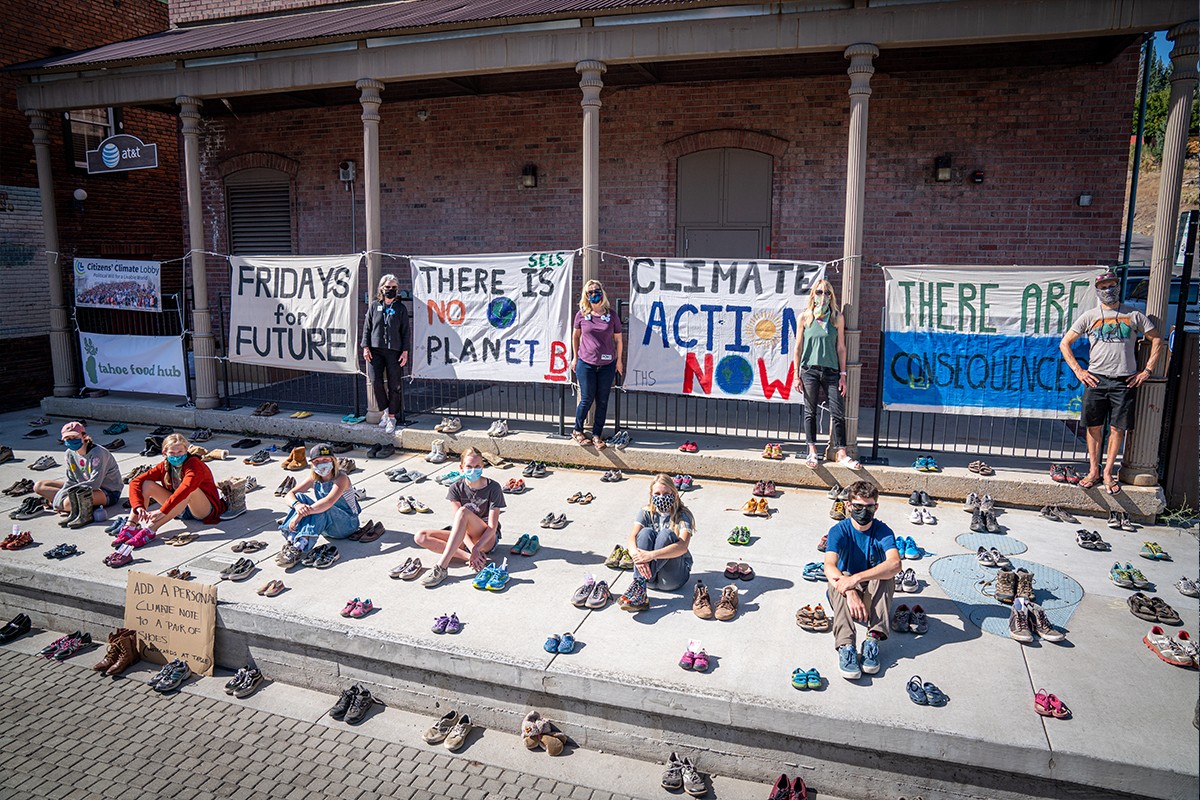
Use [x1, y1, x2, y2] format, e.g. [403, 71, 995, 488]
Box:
[651, 494, 674, 513]
[314, 462, 334, 477]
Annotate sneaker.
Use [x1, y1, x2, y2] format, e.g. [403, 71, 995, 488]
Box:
[976, 546, 996, 567]
[680, 758, 705, 797]
[243, 449, 271, 466]
[890, 604, 911, 633]
[349, 599, 373, 618]
[444, 715, 473, 751]
[920, 508, 936, 525]
[485, 559, 510, 591]
[233, 668, 264, 698]
[155, 659, 192, 693]
[969, 509, 985, 532]
[860, 637, 880, 674]
[616, 547, 634, 570]
[618, 575, 649, 611]
[384, 417, 396, 435]
[1176, 577, 1200, 598]
[838, 644, 861, 680]
[1008, 599, 1034, 643]
[340, 598, 360, 618]
[344, 686, 375, 724]
[1027, 602, 1065, 642]
[908, 605, 928, 634]
[661, 752, 684, 790]
[829, 500, 846, 521]
[603, 545, 624, 569]
[398, 558, 423, 581]
[424, 710, 461, 743]
[329, 685, 360, 719]
[472, 562, 497, 589]
[1144, 625, 1193, 667]
[442, 417, 462, 434]
[585, 580, 610, 610]
[571, 575, 596, 607]
[909, 508, 922, 525]
[225, 667, 250, 694]
[901, 568, 918, 593]
[964, 492, 979, 510]
[421, 564, 448, 588]
[276, 544, 303, 568]
[489, 419, 509, 437]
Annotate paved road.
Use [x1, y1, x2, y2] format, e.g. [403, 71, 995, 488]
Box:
[0, 648, 658, 800]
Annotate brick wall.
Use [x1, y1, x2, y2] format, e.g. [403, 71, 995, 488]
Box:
[190, 45, 1137, 404]
[170, 0, 333, 26]
[0, 0, 182, 410]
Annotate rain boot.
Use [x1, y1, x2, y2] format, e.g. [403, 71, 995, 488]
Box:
[58, 486, 85, 528]
[67, 486, 95, 529]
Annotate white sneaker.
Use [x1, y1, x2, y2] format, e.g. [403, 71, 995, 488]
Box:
[426, 439, 447, 464]
[434, 417, 449, 432]
[489, 419, 508, 438]
[909, 508, 923, 525]
[443, 417, 462, 434]
[919, 508, 936, 525]
[384, 416, 396, 435]
[378, 414, 389, 428]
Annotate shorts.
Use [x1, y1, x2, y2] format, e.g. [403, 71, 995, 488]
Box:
[102, 488, 121, 507]
[1081, 375, 1136, 430]
[441, 523, 502, 552]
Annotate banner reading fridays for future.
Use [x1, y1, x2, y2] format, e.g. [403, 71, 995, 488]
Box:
[625, 258, 826, 401]
[411, 252, 574, 383]
[882, 265, 1100, 419]
[228, 255, 361, 375]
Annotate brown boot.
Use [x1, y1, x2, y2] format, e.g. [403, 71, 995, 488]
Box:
[104, 630, 140, 676]
[92, 627, 132, 672]
[282, 447, 307, 471]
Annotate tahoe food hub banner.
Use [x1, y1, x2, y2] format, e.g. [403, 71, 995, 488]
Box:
[626, 258, 826, 401]
[882, 265, 1098, 418]
[228, 255, 361, 374]
[411, 252, 573, 383]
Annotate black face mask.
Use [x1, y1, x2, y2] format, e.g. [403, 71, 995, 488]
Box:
[849, 505, 876, 525]
[383, 288, 397, 299]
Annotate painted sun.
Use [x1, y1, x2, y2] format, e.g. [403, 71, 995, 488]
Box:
[746, 310, 781, 350]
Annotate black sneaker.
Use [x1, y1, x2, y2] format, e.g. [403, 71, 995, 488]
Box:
[367, 444, 381, 458]
[918, 491, 933, 507]
[192, 428, 213, 442]
[329, 685, 360, 719]
[315, 546, 340, 570]
[376, 444, 395, 459]
[233, 668, 264, 698]
[225, 667, 250, 695]
[330, 442, 353, 454]
[53, 632, 91, 661]
[302, 545, 328, 568]
[907, 491, 921, 506]
[280, 437, 305, 451]
[244, 450, 271, 466]
[151, 426, 175, 436]
[344, 686, 375, 724]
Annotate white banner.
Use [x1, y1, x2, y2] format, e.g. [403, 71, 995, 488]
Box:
[882, 265, 1099, 418]
[411, 251, 573, 383]
[74, 258, 161, 312]
[79, 332, 187, 396]
[626, 258, 826, 402]
[228, 255, 361, 374]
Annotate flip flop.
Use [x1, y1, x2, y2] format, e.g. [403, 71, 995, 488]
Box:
[1077, 474, 1100, 489]
[1106, 481, 1122, 495]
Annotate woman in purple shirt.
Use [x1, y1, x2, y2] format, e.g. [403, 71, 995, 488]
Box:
[570, 279, 624, 449]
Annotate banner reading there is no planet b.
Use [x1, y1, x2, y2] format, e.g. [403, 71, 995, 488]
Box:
[882, 265, 1100, 419]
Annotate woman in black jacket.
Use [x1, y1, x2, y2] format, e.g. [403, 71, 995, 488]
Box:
[360, 274, 410, 434]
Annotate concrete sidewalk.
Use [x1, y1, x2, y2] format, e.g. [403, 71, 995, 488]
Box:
[0, 408, 1196, 800]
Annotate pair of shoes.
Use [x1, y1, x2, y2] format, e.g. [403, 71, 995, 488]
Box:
[1033, 688, 1072, 719]
[571, 574, 611, 608]
[425, 439, 448, 463]
[421, 564, 449, 588]
[1107, 510, 1138, 532]
[434, 416, 462, 433]
[256, 579, 286, 596]
[388, 467, 425, 484]
[1, 530, 33, 550]
[509, 533, 541, 557]
[276, 543, 305, 568]
[992, 567, 1034, 604]
[0, 613, 31, 644]
[895, 536, 924, 560]
[471, 559, 509, 591]
[618, 574, 650, 611]
[890, 567, 919, 593]
[760, 442, 784, 460]
[165, 568, 193, 581]
[970, 508, 1001, 533]
[1075, 529, 1110, 550]
[891, 604, 928, 635]
[251, 402, 279, 417]
[752, 480, 776, 497]
[191, 427, 212, 441]
[522, 461, 548, 478]
[274, 475, 297, 496]
[726, 526, 751, 546]
[243, 449, 271, 466]
[912, 455, 939, 472]
[39, 631, 92, 661]
[340, 598, 374, 618]
[976, 546, 1012, 569]
[0, 445, 12, 465]
[426, 710, 475, 750]
[678, 440, 699, 453]
[678, 644, 709, 671]
[906, 675, 948, 706]
[909, 507, 936, 524]
[1140, 541, 1171, 561]
[435, 469, 463, 485]
[795, 604, 831, 632]
[673, 474, 695, 492]
[91, 628, 139, 674]
[723, 561, 754, 580]
[230, 437, 261, 449]
[280, 447, 308, 470]
[603, 545, 634, 569]
[606, 430, 631, 449]
[1039, 505, 1078, 524]
[502, 477, 526, 494]
[337, 458, 358, 474]
[23, 428, 48, 439]
[219, 558, 256, 582]
[148, 658, 192, 693]
[690, 581, 735, 621]
[544, 632, 577, 653]
[2, 478, 34, 496]
[102, 422, 128, 435]
[1126, 592, 1180, 624]
[540, 512, 568, 529]
[224, 666, 265, 698]
[566, 491, 595, 504]
[1050, 463, 1082, 484]
[801, 562, 826, 582]
[389, 557, 423, 580]
[102, 438, 125, 451]
[43, 543, 80, 560]
[1143, 625, 1198, 668]
[660, 752, 706, 796]
[329, 684, 376, 725]
[968, 460, 995, 476]
[395, 496, 430, 514]
[302, 544, 341, 569]
[487, 419, 509, 437]
[600, 470, 623, 482]
[365, 443, 396, 459]
[1110, 561, 1151, 589]
[741, 498, 769, 517]
[431, 613, 463, 634]
[768, 774, 810, 800]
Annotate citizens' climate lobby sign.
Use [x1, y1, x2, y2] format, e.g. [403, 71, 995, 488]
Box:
[228, 255, 361, 374]
[882, 265, 1098, 418]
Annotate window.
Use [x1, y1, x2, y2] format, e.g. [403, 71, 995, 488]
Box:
[225, 168, 294, 255]
[63, 108, 120, 169]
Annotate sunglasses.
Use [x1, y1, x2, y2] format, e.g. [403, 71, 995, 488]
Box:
[849, 502, 878, 510]
[813, 290, 827, 296]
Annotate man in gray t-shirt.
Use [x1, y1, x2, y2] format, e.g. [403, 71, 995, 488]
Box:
[1060, 271, 1164, 493]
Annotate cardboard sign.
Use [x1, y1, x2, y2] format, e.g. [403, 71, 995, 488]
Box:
[124, 571, 217, 676]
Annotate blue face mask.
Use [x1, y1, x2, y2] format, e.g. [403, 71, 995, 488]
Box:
[463, 467, 484, 482]
[588, 291, 603, 303]
[166, 454, 187, 467]
[314, 462, 334, 478]
[64, 438, 83, 451]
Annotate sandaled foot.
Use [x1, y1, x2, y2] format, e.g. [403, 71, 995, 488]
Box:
[593, 436, 607, 450]
[1077, 473, 1100, 489]
[804, 453, 819, 468]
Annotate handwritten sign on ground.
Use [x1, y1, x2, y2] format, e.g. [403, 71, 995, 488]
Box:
[124, 571, 217, 676]
[882, 265, 1099, 418]
[410, 251, 573, 383]
[228, 254, 361, 374]
[626, 258, 825, 401]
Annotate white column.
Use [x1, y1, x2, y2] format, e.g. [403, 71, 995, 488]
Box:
[27, 109, 77, 397]
[358, 79, 385, 422]
[176, 97, 219, 408]
[839, 43, 879, 459]
[577, 60, 606, 282]
[1120, 20, 1198, 485]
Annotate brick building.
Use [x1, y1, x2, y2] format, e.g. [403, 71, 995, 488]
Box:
[0, 0, 182, 411]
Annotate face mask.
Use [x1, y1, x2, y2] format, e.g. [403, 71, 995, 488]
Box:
[314, 462, 334, 477]
[463, 467, 484, 482]
[64, 438, 83, 451]
[587, 291, 603, 303]
[383, 288, 397, 299]
[166, 454, 187, 467]
[651, 494, 674, 513]
[1097, 286, 1120, 305]
[849, 504, 876, 525]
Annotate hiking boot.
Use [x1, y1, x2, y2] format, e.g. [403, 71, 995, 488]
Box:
[618, 574, 649, 611]
[66, 486, 94, 530]
[1014, 568, 1035, 601]
[994, 568, 1016, 604]
[692, 579, 713, 619]
[829, 500, 846, 520]
[714, 585, 738, 621]
[1027, 602, 1065, 642]
[1008, 599, 1034, 643]
[105, 630, 140, 676]
[92, 628, 132, 671]
[838, 644, 861, 680]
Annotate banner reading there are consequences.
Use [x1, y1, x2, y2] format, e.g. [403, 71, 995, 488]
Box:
[882, 265, 1098, 418]
[411, 252, 573, 382]
[228, 255, 361, 374]
[626, 258, 826, 401]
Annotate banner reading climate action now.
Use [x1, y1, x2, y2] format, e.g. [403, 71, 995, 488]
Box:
[882, 265, 1099, 419]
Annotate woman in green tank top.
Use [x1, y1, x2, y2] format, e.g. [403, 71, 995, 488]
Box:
[793, 279, 860, 469]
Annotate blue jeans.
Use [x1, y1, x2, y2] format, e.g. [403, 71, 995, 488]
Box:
[574, 360, 616, 438]
[634, 526, 693, 591]
[277, 492, 360, 551]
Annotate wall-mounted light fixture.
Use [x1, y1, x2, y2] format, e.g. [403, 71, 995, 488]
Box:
[520, 164, 538, 189]
[416, 109, 429, 122]
[1077, 193, 1093, 207]
[72, 188, 87, 212]
[934, 154, 953, 182]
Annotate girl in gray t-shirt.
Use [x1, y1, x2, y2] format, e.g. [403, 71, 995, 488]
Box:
[624, 474, 695, 595]
[414, 447, 505, 587]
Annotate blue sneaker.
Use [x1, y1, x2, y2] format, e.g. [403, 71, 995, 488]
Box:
[895, 536, 909, 559]
[472, 563, 496, 589]
[486, 558, 510, 591]
[861, 637, 880, 674]
[838, 644, 861, 680]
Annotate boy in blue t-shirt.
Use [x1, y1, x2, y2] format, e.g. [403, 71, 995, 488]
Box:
[823, 480, 902, 681]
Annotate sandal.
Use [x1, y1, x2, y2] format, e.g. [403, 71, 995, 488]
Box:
[804, 453, 819, 468]
[837, 453, 862, 470]
[1149, 597, 1181, 625]
[1077, 473, 1100, 489]
[969, 460, 994, 476]
[737, 563, 754, 581]
[1034, 689, 1071, 719]
[567, 492, 583, 504]
[572, 431, 590, 446]
[922, 680, 949, 707]
[810, 604, 831, 631]
[577, 492, 594, 505]
[906, 675, 928, 705]
[724, 562, 741, 580]
[1106, 480, 1122, 495]
[593, 437, 607, 450]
